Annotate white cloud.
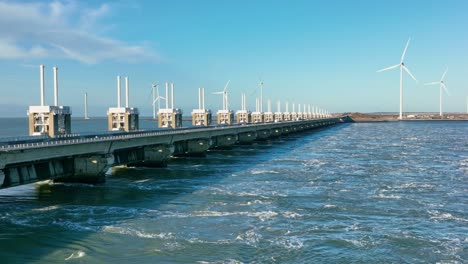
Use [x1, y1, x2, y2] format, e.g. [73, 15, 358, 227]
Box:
[0, 1, 157, 64]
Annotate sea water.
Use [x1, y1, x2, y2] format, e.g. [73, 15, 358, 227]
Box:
[0, 119, 466, 263]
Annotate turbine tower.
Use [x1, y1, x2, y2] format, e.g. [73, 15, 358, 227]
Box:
[151, 84, 165, 119]
[377, 38, 418, 120]
[213, 80, 230, 110]
[424, 67, 449, 117]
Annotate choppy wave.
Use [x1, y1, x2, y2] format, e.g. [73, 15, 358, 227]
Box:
[1, 121, 466, 263]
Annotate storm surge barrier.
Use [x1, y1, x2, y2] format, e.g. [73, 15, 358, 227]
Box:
[0, 117, 342, 189]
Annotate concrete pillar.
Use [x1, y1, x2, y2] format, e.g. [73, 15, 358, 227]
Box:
[211, 134, 237, 149]
[131, 145, 173, 167]
[58, 154, 113, 183]
[256, 129, 271, 140]
[173, 138, 211, 157]
[0, 169, 6, 188]
[238, 131, 257, 144]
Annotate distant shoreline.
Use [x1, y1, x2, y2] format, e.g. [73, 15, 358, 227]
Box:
[346, 113, 468, 122]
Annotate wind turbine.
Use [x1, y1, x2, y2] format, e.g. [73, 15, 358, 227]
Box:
[424, 67, 449, 117]
[377, 38, 418, 120]
[213, 80, 230, 110]
[151, 84, 165, 119]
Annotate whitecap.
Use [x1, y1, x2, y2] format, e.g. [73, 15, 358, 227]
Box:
[134, 179, 151, 183]
[282, 211, 302, 218]
[250, 169, 279, 175]
[32, 205, 60, 212]
[197, 259, 243, 264]
[65, 251, 85, 260]
[248, 211, 279, 221]
[375, 193, 402, 199]
[235, 229, 262, 246]
[428, 210, 467, 222]
[102, 226, 174, 239]
[273, 237, 304, 249]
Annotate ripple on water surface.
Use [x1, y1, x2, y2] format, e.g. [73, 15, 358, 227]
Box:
[0, 121, 467, 263]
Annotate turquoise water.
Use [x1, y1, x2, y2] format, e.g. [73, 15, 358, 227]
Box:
[0, 120, 467, 263]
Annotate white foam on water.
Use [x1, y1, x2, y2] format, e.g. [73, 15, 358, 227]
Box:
[176, 210, 279, 222]
[323, 204, 337, 209]
[376, 194, 402, 199]
[65, 251, 85, 260]
[250, 210, 279, 221]
[250, 169, 279, 175]
[282, 211, 302, 218]
[153, 241, 183, 252]
[239, 199, 265, 206]
[302, 159, 326, 167]
[32, 205, 60, 212]
[102, 226, 174, 239]
[428, 210, 467, 223]
[192, 211, 237, 217]
[187, 237, 232, 245]
[273, 236, 304, 249]
[343, 238, 366, 248]
[197, 259, 243, 264]
[235, 229, 262, 246]
[134, 179, 151, 183]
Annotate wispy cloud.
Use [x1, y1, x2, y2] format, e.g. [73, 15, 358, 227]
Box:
[0, 1, 157, 64]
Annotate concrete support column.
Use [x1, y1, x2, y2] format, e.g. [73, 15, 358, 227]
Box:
[173, 138, 211, 157]
[238, 131, 257, 144]
[57, 154, 113, 184]
[130, 144, 174, 167]
[271, 128, 282, 137]
[0, 170, 5, 187]
[211, 134, 237, 149]
[256, 129, 271, 141]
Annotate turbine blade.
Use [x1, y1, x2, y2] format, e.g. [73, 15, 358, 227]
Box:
[401, 37, 411, 63]
[440, 67, 448, 81]
[424, 81, 439, 86]
[223, 80, 231, 92]
[441, 83, 450, 95]
[212, 91, 223, 94]
[403, 65, 417, 82]
[377, 64, 400, 72]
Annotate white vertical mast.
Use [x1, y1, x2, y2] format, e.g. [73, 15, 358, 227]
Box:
[226, 90, 229, 110]
[40, 64, 45, 106]
[267, 99, 271, 112]
[277, 100, 280, 112]
[171, 83, 174, 109]
[165, 82, 169, 109]
[198, 88, 201, 109]
[117, 76, 121, 108]
[152, 85, 156, 119]
[125, 76, 129, 108]
[202, 88, 205, 109]
[53, 66, 58, 106]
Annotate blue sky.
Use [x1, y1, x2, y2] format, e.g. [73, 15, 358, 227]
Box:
[0, 0, 467, 117]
